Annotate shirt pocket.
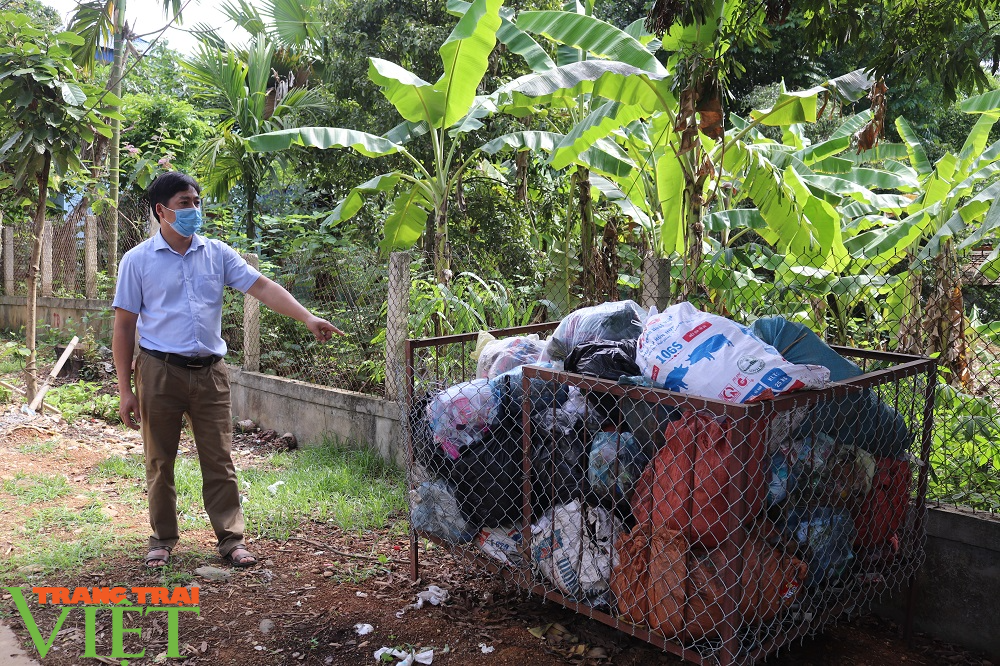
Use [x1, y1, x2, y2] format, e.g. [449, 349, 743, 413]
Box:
[196, 274, 224, 308]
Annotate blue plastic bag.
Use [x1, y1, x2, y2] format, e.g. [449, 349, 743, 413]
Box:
[587, 431, 647, 500]
[785, 506, 855, 586]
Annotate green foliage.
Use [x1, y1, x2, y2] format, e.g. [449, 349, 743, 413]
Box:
[183, 36, 326, 239]
[2, 472, 72, 505]
[46, 381, 121, 424]
[119, 93, 210, 191]
[929, 382, 1000, 511]
[409, 268, 546, 337]
[0, 12, 116, 191]
[0, 339, 30, 374]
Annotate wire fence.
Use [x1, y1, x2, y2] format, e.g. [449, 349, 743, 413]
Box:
[2, 208, 999, 517]
[0, 193, 150, 300]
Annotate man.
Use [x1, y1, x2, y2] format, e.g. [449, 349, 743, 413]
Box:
[112, 171, 343, 569]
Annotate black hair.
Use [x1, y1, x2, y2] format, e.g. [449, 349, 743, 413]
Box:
[147, 172, 201, 222]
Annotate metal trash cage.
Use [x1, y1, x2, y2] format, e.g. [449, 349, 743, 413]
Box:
[403, 324, 936, 666]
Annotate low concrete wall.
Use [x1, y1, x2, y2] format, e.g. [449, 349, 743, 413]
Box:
[0, 296, 113, 339]
[878, 506, 1000, 658]
[227, 366, 404, 467]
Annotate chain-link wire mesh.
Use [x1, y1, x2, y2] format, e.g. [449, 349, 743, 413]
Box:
[221, 244, 391, 395]
[0, 192, 149, 300]
[403, 303, 935, 664]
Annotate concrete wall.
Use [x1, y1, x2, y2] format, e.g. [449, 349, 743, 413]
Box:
[227, 366, 404, 467]
[877, 506, 1000, 659]
[0, 296, 114, 340]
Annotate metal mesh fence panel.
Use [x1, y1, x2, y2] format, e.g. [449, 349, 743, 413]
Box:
[223, 244, 391, 395]
[403, 316, 935, 664]
[0, 192, 150, 301]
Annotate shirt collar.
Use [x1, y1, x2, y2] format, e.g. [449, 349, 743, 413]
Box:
[152, 230, 206, 254]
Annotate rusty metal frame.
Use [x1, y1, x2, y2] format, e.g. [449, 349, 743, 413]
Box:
[404, 330, 936, 665]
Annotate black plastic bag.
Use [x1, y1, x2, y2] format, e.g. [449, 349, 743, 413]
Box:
[565, 339, 640, 380]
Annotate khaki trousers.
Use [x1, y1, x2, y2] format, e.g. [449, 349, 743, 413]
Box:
[135, 351, 245, 557]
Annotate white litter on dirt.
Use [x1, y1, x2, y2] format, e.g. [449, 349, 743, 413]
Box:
[355, 623, 374, 636]
[373, 647, 433, 665]
[395, 585, 449, 618]
[479, 643, 494, 654]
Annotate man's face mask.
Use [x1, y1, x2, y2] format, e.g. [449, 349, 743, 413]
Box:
[163, 206, 203, 237]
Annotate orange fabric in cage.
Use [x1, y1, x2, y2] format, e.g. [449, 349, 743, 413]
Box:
[854, 457, 911, 546]
[632, 410, 766, 548]
[611, 525, 807, 640]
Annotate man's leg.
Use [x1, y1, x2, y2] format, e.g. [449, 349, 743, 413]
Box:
[136, 353, 187, 557]
[187, 361, 247, 559]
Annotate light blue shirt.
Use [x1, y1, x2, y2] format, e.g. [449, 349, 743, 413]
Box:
[112, 232, 261, 357]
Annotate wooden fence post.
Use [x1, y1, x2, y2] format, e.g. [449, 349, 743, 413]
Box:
[641, 250, 671, 312]
[41, 219, 52, 298]
[85, 214, 97, 299]
[385, 251, 410, 401]
[0, 213, 11, 296]
[243, 253, 260, 372]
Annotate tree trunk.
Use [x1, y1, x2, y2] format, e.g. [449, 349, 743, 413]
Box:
[680, 173, 705, 301]
[25, 152, 52, 402]
[574, 167, 597, 303]
[925, 240, 970, 387]
[433, 198, 450, 284]
[422, 210, 435, 260]
[107, 0, 126, 283]
[245, 179, 258, 244]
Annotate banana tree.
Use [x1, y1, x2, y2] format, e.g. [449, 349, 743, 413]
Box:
[248, 0, 503, 284]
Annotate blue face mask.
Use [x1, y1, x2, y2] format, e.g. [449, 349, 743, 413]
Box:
[165, 206, 203, 237]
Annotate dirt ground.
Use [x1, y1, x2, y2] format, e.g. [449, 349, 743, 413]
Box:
[0, 412, 993, 666]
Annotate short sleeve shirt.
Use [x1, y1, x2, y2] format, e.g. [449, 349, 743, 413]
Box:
[112, 232, 261, 357]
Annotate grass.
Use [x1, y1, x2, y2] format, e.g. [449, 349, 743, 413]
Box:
[239, 441, 407, 541]
[1, 472, 72, 505]
[23, 504, 109, 534]
[0, 438, 407, 584]
[14, 438, 59, 455]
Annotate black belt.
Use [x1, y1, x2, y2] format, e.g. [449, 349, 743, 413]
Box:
[140, 346, 223, 369]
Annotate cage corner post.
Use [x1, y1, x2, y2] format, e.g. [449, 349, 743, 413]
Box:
[404, 337, 420, 582]
[904, 359, 938, 641]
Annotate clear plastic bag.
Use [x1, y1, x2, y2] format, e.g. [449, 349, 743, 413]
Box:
[540, 300, 647, 362]
[476, 335, 544, 379]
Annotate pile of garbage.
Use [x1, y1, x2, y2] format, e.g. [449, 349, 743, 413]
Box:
[409, 300, 917, 641]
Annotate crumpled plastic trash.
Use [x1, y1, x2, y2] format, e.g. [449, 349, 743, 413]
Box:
[478, 643, 494, 654]
[373, 647, 433, 665]
[395, 585, 449, 618]
[355, 623, 374, 636]
[267, 480, 285, 495]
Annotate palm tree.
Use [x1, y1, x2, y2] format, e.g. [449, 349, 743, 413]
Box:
[182, 37, 324, 241]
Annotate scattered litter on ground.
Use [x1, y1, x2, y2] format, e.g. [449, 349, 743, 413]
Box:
[478, 643, 494, 654]
[355, 623, 374, 636]
[373, 647, 433, 665]
[395, 585, 449, 618]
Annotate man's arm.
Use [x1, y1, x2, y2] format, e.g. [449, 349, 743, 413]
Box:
[113, 308, 141, 430]
[246, 276, 345, 342]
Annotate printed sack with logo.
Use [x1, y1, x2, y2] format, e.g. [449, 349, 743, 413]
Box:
[636, 302, 829, 403]
[531, 501, 619, 600]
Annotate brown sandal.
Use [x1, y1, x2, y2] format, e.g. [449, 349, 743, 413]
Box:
[144, 547, 171, 569]
[224, 547, 257, 568]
